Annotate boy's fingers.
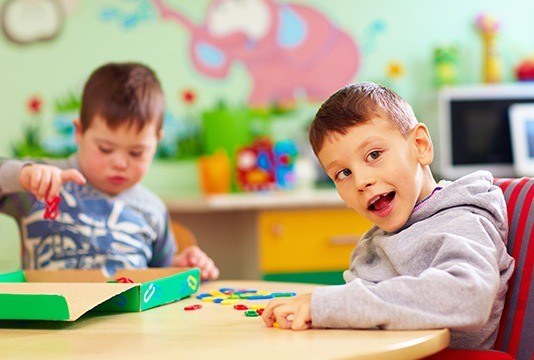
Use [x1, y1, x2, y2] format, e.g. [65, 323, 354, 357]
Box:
[202, 262, 220, 280]
[261, 304, 276, 327]
[171, 253, 187, 267]
[47, 171, 62, 200]
[61, 169, 86, 185]
[210, 266, 220, 280]
[273, 307, 292, 329]
[30, 169, 42, 193]
[263, 298, 285, 313]
[291, 308, 311, 331]
[198, 257, 211, 271]
[187, 254, 199, 266]
[201, 268, 213, 281]
[37, 170, 52, 200]
[196, 256, 208, 269]
[178, 246, 219, 280]
[198, 252, 219, 280]
[261, 300, 281, 325]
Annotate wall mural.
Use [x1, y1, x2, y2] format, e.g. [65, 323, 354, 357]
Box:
[0, 0, 79, 45]
[11, 0, 365, 163]
[100, 0, 154, 30]
[152, 0, 360, 106]
[9, 0, 376, 172]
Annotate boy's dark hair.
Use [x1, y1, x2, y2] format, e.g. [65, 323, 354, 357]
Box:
[309, 82, 418, 155]
[80, 62, 165, 133]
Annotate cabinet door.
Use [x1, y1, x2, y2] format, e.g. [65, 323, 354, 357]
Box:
[259, 209, 372, 274]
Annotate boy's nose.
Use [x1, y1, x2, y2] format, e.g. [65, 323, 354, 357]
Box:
[355, 174, 375, 192]
[111, 154, 128, 170]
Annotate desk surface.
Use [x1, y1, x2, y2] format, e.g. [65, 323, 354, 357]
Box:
[0, 280, 449, 360]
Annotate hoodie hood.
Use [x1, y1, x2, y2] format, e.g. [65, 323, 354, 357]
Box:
[401, 170, 507, 236]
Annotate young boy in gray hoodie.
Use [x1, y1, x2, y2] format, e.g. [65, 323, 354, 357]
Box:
[261, 82, 514, 350]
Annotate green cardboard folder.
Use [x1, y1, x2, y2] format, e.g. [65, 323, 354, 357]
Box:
[0, 267, 200, 321]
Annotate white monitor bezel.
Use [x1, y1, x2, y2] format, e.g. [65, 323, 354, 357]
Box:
[438, 84, 534, 179]
[509, 103, 534, 177]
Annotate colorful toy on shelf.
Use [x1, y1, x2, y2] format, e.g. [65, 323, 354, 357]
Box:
[515, 57, 534, 81]
[236, 138, 298, 192]
[433, 46, 458, 87]
[273, 140, 298, 190]
[201, 104, 252, 159]
[475, 14, 502, 83]
[236, 138, 276, 192]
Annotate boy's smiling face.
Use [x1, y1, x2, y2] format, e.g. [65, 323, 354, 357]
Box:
[74, 116, 162, 196]
[318, 116, 435, 232]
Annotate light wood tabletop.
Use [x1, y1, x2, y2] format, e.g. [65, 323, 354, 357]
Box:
[0, 280, 449, 360]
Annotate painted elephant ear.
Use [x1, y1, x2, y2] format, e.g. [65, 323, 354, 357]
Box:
[190, 39, 231, 78]
[277, 6, 306, 49]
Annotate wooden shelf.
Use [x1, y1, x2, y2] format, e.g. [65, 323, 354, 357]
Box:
[166, 189, 345, 213]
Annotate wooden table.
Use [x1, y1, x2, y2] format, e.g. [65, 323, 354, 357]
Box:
[0, 280, 450, 360]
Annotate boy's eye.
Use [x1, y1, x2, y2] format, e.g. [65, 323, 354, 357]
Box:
[129, 151, 143, 158]
[335, 168, 352, 180]
[99, 146, 112, 154]
[366, 150, 381, 161]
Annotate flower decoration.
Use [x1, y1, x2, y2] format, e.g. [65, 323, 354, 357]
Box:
[475, 14, 501, 34]
[180, 89, 197, 105]
[27, 95, 43, 114]
[387, 61, 405, 79]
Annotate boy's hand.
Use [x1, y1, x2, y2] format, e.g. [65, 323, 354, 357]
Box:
[172, 245, 220, 281]
[19, 164, 86, 201]
[261, 293, 312, 330]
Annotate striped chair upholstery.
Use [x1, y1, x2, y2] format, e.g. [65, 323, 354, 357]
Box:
[426, 177, 533, 360]
[493, 177, 533, 360]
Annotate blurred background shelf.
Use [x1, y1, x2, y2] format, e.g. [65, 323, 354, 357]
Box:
[166, 189, 344, 212]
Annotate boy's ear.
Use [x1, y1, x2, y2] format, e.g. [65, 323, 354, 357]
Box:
[157, 129, 164, 141]
[412, 123, 434, 166]
[73, 118, 83, 145]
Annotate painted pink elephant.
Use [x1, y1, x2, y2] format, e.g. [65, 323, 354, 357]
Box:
[153, 0, 360, 106]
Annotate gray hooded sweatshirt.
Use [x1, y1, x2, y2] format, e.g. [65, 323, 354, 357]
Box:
[311, 171, 514, 349]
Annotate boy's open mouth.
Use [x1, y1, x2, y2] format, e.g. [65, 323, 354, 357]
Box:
[367, 191, 396, 211]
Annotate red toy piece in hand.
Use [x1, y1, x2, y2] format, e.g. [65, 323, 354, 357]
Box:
[44, 196, 61, 220]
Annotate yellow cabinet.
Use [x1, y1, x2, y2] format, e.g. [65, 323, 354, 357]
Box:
[259, 209, 372, 274]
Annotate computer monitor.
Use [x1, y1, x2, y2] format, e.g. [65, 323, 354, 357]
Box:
[509, 103, 534, 177]
[438, 84, 534, 179]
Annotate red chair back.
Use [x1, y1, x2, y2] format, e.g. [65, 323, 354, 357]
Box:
[493, 178, 534, 360]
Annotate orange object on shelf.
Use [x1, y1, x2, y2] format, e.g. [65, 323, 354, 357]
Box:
[198, 149, 231, 195]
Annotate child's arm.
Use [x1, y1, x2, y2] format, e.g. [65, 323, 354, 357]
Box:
[262, 210, 509, 332]
[0, 159, 36, 217]
[0, 159, 32, 195]
[0, 159, 80, 220]
[1, 159, 85, 200]
[309, 214, 507, 331]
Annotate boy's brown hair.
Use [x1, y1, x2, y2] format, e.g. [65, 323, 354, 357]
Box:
[80, 62, 165, 133]
[309, 82, 418, 155]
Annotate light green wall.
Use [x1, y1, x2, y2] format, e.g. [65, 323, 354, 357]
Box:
[1, 0, 533, 271]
